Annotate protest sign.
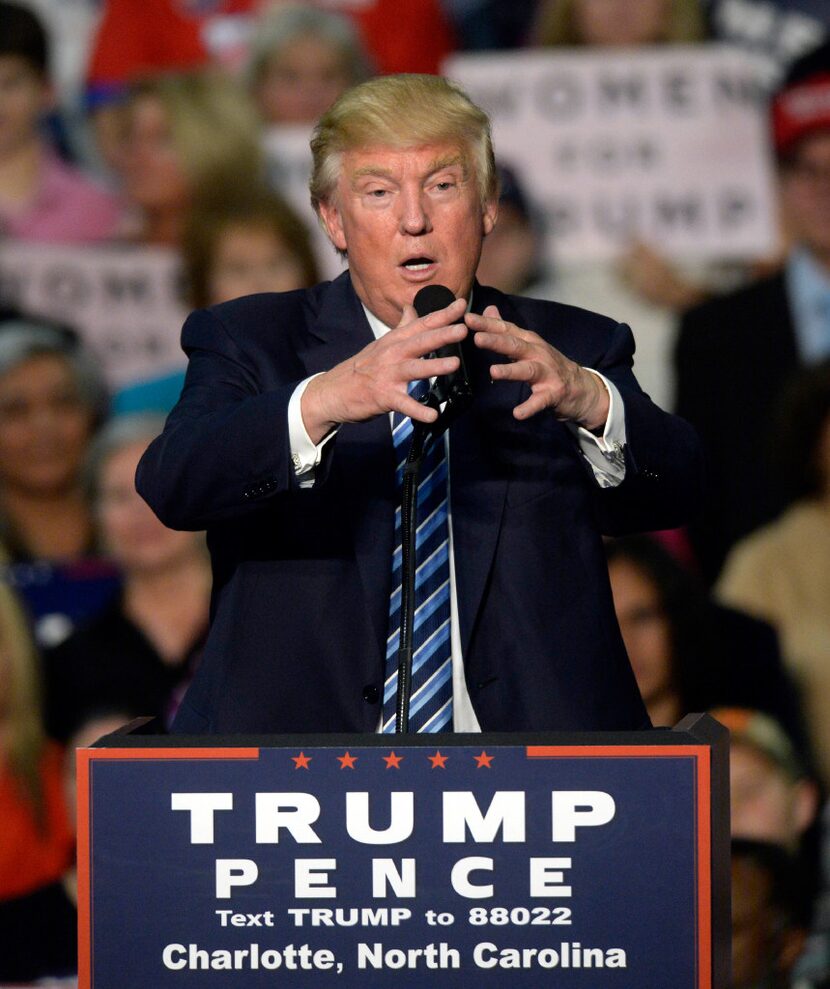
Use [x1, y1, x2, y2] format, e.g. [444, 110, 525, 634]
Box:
[0, 242, 188, 390]
[446, 46, 779, 263]
[263, 124, 347, 282]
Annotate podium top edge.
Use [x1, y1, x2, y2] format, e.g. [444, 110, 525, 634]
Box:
[88, 714, 728, 751]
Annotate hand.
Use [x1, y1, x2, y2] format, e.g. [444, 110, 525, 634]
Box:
[617, 242, 706, 311]
[301, 297, 468, 444]
[466, 305, 609, 430]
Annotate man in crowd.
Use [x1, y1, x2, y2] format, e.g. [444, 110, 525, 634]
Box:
[676, 40, 830, 581]
[137, 74, 702, 735]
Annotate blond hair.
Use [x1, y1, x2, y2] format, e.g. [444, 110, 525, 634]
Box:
[535, 0, 706, 46]
[0, 574, 48, 826]
[130, 70, 264, 192]
[309, 74, 498, 213]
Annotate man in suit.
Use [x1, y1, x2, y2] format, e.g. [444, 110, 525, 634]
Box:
[676, 40, 830, 582]
[137, 74, 702, 735]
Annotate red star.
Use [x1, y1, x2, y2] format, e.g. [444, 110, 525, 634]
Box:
[474, 750, 494, 768]
[429, 750, 448, 768]
[292, 752, 311, 769]
[338, 751, 358, 769]
[383, 751, 403, 769]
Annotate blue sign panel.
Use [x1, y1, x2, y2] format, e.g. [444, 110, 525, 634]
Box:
[78, 740, 711, 988]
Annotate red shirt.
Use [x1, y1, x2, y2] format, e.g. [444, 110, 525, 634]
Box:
[0, 743, 74, 901]
[86, 0, 455, 104]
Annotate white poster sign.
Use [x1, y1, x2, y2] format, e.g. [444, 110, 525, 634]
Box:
[445, 46, 779, 263]
[263, 124, 347, 282]
[0, 243, 188, 390]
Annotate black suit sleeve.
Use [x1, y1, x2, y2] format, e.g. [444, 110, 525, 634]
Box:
[577, 318, 705, 536]
[136, 307, 303, 531]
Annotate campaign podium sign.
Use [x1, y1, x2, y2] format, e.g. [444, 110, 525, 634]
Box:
[77, 714, 729, 987]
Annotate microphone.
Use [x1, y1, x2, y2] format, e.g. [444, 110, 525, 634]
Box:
[413, 283, 456, 317]
[413, 285, 474, 428]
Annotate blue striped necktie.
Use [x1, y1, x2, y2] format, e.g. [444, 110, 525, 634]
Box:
[382, 383, 453, 733]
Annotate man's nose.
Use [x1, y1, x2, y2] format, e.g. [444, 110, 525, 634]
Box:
[399, 189, 432, 235]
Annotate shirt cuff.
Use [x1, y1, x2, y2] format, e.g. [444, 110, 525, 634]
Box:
[288, 374, 338, 485]
[568, 370, 627, 488]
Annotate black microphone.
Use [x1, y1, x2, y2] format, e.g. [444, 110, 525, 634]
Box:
[413, 284, 474, 427]
[413, 283, 456, 318]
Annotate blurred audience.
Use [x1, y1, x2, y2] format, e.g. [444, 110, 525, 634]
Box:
[85, 0, 454, 115]
[716, 706, 822, 976]
[529, 0, 721, 411]
[732, 838, 810, 989]
[119, 70, 263, 247]
[247, 5, 371, 127]
[0, 580, 73, 904]
[112, 187, 319, 415]
[476, 162, 545, 296]
[0, 320, 106, 564]
[183, 186, 319, 308]
[676, 40, 830, 582]
[534, 0, 706, 46]
[0, 708, 130, 984]
[714, 707, 820, 850]
[0, 1, 121, 244]
[704, 0, 830, 88]
[605, 536, 810, 757]
[717, 361, 830, 783]
[43, 414, 211, 742]
[443, 0, 539, 50]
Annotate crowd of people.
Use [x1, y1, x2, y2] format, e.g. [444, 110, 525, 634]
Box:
[1, 0, 829, 985]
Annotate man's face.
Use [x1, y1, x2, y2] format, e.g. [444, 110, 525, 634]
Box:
[779, 131, 830, 264]
[729, 743, 805, 848]
[318, 142, 497, 326]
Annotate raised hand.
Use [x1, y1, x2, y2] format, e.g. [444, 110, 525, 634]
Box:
[466, 305, 609, 431]
[301, 297, 468, 444]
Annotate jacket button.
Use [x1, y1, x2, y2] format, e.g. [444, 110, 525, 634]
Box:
[362, 685, 379, 704]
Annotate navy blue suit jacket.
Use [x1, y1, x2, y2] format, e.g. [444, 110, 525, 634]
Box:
[136, 273, 703, 734]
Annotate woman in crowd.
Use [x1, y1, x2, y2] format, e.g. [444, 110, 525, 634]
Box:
[112, 186, 320, 415]
[182, 187, 320, 309]
[717, 361, 830, 783]
[0, 707, 130, 983]
[0, 2, 121, 244]
[605, 536, 810, 757]
[0, 579, 73, 904]
[247, 5, 372, 126]
[44, 414, 212, 741]
[534, 0, 705, 47]
[119, 69, 263, 247]
[0, 320, 106, 563]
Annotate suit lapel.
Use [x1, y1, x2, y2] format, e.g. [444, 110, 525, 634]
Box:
[296, 273, 396, 667]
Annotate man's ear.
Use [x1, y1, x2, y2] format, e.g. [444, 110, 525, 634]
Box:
[482, 198, 498, 238]
[318, 199, 348, 252]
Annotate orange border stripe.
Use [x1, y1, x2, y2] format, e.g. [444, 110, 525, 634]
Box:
[76, 747, 259, 988]
[529, 744, 712, 989]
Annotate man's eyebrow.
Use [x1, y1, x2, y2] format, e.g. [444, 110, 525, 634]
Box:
[351, 165, 395, 182]
[427, 154, 468, 177]
[350, 155, 469, 185]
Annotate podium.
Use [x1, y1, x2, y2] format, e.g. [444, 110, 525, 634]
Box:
[77, 714, 729, 987]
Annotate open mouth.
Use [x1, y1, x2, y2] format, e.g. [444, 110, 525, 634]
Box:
[400, 256, 435, 271]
